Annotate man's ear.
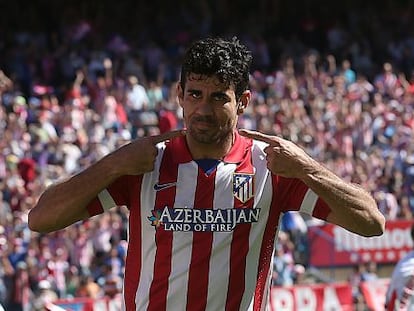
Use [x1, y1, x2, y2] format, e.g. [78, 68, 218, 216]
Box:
[176, 82, 184, 106]
[237, 102, 245, 113]
[237, 91, 251, 114]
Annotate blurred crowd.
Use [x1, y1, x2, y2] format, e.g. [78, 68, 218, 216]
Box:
[1, 1, 414, 310]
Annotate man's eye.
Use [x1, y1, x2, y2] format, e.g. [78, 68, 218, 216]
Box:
[213, 95, 227, 101]
[190, 92, 201, 98]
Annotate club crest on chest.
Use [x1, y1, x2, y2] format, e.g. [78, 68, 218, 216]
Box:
[233, 173, 255, 203]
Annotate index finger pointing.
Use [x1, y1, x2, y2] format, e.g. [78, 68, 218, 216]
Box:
[151, 129, 187, 144]
[238, 129, 278, 145]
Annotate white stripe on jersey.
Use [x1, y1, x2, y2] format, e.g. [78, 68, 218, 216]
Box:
[135, 143, 165, 310]
[205, 162, 236, 310]
[244, 177, 273, 311]
[299, 189, 318, 215]
[166, 162, 198, 311]
[98, 189, 117, 211]
[242, 142, 273, 311]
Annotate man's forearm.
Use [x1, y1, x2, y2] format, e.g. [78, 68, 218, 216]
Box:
[28, 154, 121, 233]
[302, 160, 385, 236]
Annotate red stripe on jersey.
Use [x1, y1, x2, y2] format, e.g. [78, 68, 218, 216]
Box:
[186, 168, 215, 310]
[313, 198, 330, 220]
[226, 154, 255, 310]
[274, 176, 308, 213]
[147, 228, 173, 311]
[123, 176, 143, 311]
[86, 197, 103, 216]
[147, 147, 179, 311]
[226, 223, 250, 310]
[386, 290, 397, 311]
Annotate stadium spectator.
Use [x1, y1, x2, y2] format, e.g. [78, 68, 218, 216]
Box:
[0, 247, 13, 306]
[272, 239, 295, 286]
[5, 261, 31, 311]
[97, 263, 123, 299]
[348, 263, 366, 306]
[157, 100, 179, 134]
[75, 274, 102, 299]
[125, 75, 150, 139]
[361, 261, 379, 282]
[32, 280, 58, 311]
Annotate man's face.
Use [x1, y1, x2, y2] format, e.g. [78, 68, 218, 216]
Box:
[177, 74, 241, 145]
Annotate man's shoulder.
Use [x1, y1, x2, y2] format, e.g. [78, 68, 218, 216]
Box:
[400, 251, 414, 264]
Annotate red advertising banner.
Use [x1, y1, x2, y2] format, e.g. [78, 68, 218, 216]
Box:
[270, 282, 353, 311]
[308, 219, 414, 267]
[53, 296, 122, 311]
[50, 280, 389, 311]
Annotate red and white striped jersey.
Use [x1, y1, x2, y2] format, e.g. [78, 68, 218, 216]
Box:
[87, 132, 331, 311]
[385, 250, 414, 311]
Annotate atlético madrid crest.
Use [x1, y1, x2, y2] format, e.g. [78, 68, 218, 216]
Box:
[233, 173, 254, 203]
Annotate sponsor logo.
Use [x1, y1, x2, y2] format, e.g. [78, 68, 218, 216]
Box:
[148, 206, 260, 232]
[233, 173, 254, 203]
[153, 182, 176, 191]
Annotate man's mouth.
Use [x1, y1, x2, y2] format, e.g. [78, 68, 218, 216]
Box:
[192, 118, 216, 128]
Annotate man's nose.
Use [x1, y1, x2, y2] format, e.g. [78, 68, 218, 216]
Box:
[197, 98, 213, 114]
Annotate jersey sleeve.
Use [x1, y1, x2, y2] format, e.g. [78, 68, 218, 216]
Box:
[385, 275, 398, 311]
[86, 175, 140, 216]
[385, 257, 414, 311]
[273, 175, 331, 221]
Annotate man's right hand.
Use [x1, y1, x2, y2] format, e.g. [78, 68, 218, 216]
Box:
[111, 129, 186, 176]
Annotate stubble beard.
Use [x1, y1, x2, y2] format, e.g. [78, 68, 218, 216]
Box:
[189, 127, 231, 145]
[188, 121, 234, 145]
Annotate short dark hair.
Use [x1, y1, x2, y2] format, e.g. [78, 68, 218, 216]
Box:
[180, 36, 252, 100]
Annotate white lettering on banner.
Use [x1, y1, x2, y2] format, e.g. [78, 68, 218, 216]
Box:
[270, 288, 294, 311]
[295, 287, 317, 311]
[333, 226, 413, 251]
[270, 284, 346, 311]
[360, 279, 390, 311]
[322, 286, 342, 310]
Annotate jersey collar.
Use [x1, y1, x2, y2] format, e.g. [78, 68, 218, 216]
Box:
[169, 131, 252, 164]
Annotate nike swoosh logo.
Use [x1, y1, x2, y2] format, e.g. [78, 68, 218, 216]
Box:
[153, 182, 177, 191]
